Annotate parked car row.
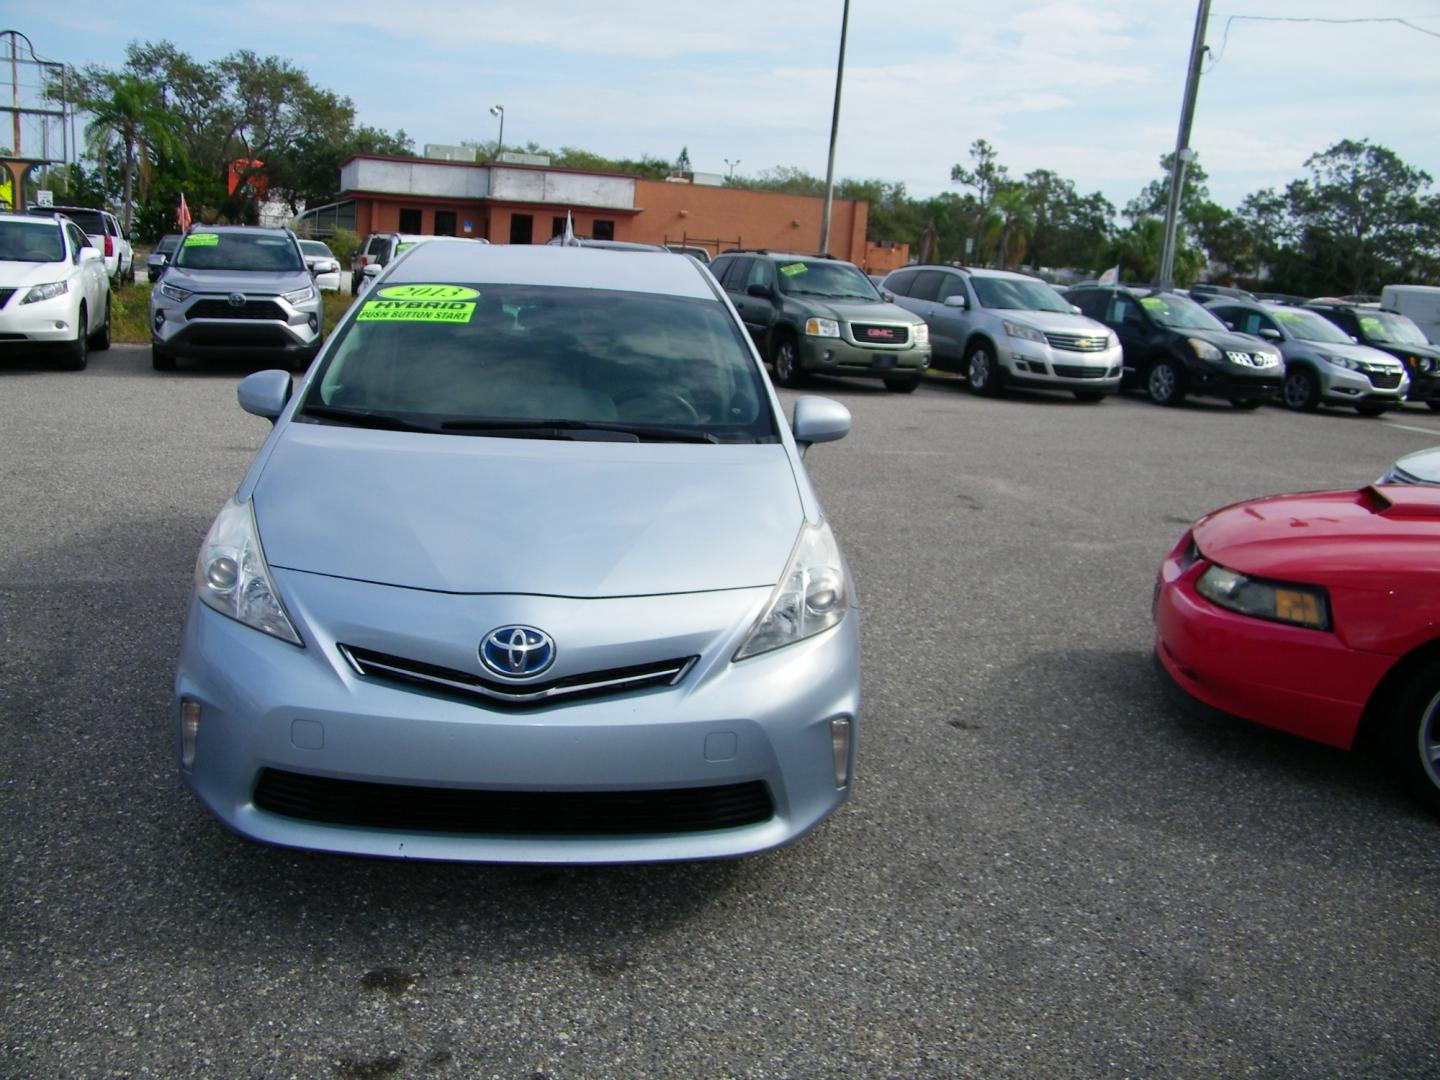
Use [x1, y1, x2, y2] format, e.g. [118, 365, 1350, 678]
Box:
[0, 211, 113, 369]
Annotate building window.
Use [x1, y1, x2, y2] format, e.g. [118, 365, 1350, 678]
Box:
[398, 208, 422, 233]
[593, 220, 615, 241]
[552, 216, 568, 238]
[509, 214, 534, 245]
[434, 211, 456, 236]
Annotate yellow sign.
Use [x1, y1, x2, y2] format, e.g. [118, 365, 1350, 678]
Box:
[357, 299, 476, 323]
[184, 233, 220, 247]
[377, 284, 479, 301]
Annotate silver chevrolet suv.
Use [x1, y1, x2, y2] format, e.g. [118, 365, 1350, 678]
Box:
[883, 265, 1123, 401]
[150, 226, 324, 372]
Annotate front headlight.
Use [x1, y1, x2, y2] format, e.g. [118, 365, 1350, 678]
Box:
[283, 284, 316, 305]
[1195, 563, 1330, 631]
[21, 280, 69, 304]
[1003, 320, 1046, 344]
[1187, 337, 1222, 361]
[734, 521, 848, 660]
[805, 317, 840, 338]
[1321, 354, 1361, 370]
[158, 282, 193, 303]
[194, 498, 302, 645]
[912, 322, 930, 345]
[1252, 351, 1281, 367]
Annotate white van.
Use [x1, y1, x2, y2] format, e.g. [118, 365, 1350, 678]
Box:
[1381, 284, 1440, 345]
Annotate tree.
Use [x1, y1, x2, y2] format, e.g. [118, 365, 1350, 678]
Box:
[1103, 217, 1205, 286]
[950, 139, 1010, 263]
[1019, 170, 1114, 271]
[75, 71, 175, 231]
[674, 146, 692, 176]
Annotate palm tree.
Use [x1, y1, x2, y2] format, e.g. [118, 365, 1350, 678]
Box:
[79, 73, 174, 232]
[991, 186, 1036, 270]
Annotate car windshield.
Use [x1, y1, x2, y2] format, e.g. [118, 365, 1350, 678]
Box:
[0, 219, 64, 262]
[775, 260, 880, 300]
[173, 232, 303, 272]
[155, 235, 181, 254]
[971, 276, 1070, 312]
[1271, 308, 1351, 344]
[1139, 293, 1227, 331]
[300, 241, 333, 258]
[302, 283, 776, 443]
[50, 209, 106, 235]
[1357, 311, 1429, 346]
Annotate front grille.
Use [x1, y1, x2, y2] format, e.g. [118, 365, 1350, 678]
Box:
[1051, 363, 1110, 379]
[253, 769, 775, 835]
[340, 644, 695, 709]
[1366, 369, 1403, 390]
[850, 322, 909, 346]
[187, 298, 286, 321]
[0, 288, 15, 309]
[1045, 331, 1108, 352]
[183, 325, 294, 347]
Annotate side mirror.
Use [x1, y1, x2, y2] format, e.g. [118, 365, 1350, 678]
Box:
[881, 291, 894, 302]
[1069, 304, 1082, 315]
[80, 248, 103, 262]
[1351, 335, 1361, 344]
[1258, 327, 1282, 342]
[791, 395, 851, 453]
[746, 283, 775, 300]
[237, 370, 294, 421]
[943, 295, 967, 309]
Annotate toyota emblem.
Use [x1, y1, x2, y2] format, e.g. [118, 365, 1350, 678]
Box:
[479, 625, 557, 679]
[228, 292, 246, 308]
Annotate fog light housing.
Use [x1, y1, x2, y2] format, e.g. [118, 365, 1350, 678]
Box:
[153, 311, 165, 330]
[180, 699, 201, 769]
[307, 314, 319, 332]
[830, 717, 852, 787]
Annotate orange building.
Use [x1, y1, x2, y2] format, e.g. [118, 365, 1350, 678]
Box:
[308, 154, 908, 272]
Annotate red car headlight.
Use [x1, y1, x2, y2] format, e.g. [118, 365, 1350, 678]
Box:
[1195, 563, 1331, 631]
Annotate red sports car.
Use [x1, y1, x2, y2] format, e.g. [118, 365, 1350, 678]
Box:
[1154, 484, 1440, 812]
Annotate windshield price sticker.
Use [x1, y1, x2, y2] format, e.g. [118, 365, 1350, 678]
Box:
[358, 299, 476, 323]
[780, 263, 808, 277]
[1360, 316, 1382, 334]
[377, 284, 480, 301]
[184, 233, 220, 247]
[1140, 296, 1166, 311]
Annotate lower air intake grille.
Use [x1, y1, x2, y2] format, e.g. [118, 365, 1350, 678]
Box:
[253, 769, 775, 835]
[1051, 363, 1110, 379]
[1367, 370, 1403, 390]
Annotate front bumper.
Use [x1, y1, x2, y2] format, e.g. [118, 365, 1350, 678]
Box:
[1404, 369, 1440, 403]
[798, 334, 930, 379]
[1152, 533, 1391, 750]
[151, 292, 323, 358]
[1318, 364, 1409, 405]
[999, 338, 1124, 392]
[1185, 361, 1282, 401]
[173, 573, 862, 863]
[0, 289, 81, 344]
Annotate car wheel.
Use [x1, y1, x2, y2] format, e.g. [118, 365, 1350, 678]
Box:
[61, 304, 88, 371]
[1281, 367, 1321, 411]
[965, 342, 1000, 396]
[1145, 358, 1185, 406]
[151, 343, 176, 372]
[1229, 398, 1263, 411]
[1355, 401, 1391, 417]
[1073, 390, 1107, 403]
[883, 375, 919, 393]
[772, 334, 805, 388]
[89, 292, 112, 351]
[1383, 666, 1440, 815]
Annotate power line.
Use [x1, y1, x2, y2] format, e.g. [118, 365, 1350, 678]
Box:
[1206, 14, 1440, 69]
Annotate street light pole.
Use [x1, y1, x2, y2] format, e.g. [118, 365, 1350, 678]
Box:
[818, 0, 851, 256]
[1157, 0, 1210, 290]
[489, 104, 505, 160]
[724, 158, 740, 180]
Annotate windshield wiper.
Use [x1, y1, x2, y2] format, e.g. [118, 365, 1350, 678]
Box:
[439, 417, 720, 443]
[302, 404, 440, 433]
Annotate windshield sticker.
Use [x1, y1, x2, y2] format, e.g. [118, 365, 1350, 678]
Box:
[357, 299, 475, 324]
[396, 242, 417, 254]
[1140, 297, 1165, 311]
[1360, 316, 1382, 335]
[183, 233, 220, 247]
[780, 263, 808, 277]
[1274, 310, 1302, 322]
[377, 284, 480, 301]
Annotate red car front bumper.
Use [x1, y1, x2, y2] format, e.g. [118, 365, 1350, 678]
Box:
[1152, 533, 1395, 749]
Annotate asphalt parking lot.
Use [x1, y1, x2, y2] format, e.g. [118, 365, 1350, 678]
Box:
[2, 345, 1437, 1078]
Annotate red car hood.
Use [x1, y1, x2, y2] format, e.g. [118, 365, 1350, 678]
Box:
[1193, 486, 1440, 588]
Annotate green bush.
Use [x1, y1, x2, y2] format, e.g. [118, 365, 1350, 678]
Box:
[325, 227, 360, 267]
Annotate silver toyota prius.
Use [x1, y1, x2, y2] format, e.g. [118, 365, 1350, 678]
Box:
[173, 239, 861, 863]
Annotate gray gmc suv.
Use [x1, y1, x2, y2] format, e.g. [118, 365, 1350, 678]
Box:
[150, 226, 325, 372]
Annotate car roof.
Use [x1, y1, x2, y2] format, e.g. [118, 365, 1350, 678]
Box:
[0, 211, 60, 225]
[387, 240, 715, 300]
[188, 224, 291, 235]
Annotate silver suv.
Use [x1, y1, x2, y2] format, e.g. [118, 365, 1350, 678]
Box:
[883, 265, 1123, 401]
[149, 226, 324, 372]
[1205, 300, 1408, 416]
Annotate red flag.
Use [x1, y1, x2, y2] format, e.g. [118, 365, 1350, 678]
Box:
[178, 193, 192, 232]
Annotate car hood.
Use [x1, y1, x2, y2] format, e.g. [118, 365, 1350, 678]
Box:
[1368, 339, 1440, 362]
[161, 267, 311, 295]
[0, 259, 71, 288]
[1193, 486, 1440, 586]
[1182, 327, 1281, 353]
[986, 310, 1111, 336]
[253, 424, 805, 596]
[1391, 446, 1440, 484]
[800, 297, 925, 326]
[1288, 339, 1403, 366]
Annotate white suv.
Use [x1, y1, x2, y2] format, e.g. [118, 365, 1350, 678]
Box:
[29, 205, 133, 287]
[883, 265, 1123, 401]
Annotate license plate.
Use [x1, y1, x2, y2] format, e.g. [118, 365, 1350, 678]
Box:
[874, 355, 896, 369]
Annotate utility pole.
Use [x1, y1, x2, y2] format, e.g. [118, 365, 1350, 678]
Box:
[1157, 0, 1210, 290]
[818, 0, 851, 255]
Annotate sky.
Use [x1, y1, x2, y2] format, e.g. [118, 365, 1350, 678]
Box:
[7, 0, 1440, 216]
